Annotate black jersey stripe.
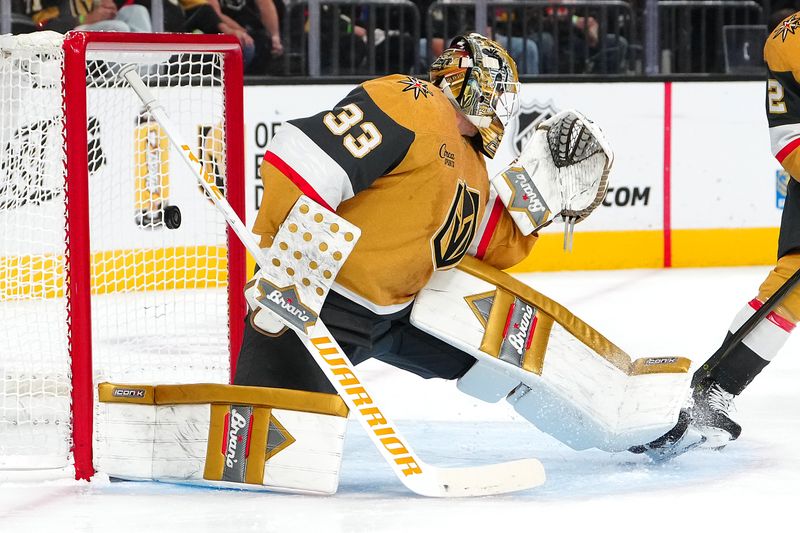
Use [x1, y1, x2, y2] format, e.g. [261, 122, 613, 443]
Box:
[288, 85, 415, 194]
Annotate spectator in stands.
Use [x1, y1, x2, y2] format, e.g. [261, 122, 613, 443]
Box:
[30, 0, 152, 33]
[303, 6, 417, 75]
[357, 9, 418, 75]
[491, 8, 541, 75]
[416, 3, 540, 75]
[9, 0, 37, 33]
[136, 0, 256, 68]
[216, 0, 285, 75]
[537, 6, 628, 74]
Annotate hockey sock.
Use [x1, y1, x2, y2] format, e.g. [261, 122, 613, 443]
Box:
[709, 299, 794, 395]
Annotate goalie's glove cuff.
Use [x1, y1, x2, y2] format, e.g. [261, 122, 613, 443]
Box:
[490, 109, 613, 240]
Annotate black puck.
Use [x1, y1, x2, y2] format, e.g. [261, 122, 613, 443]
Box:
[164, 205, 182, 229]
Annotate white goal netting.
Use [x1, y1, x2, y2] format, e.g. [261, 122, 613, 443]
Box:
[0, 32, 240, 474]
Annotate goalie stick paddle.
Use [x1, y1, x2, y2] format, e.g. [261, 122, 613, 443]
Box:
[119, 66, 545, 497]
[691, 266, 800, 388]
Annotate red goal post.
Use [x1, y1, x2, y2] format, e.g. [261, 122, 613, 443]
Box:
[0, 31, 247, 481]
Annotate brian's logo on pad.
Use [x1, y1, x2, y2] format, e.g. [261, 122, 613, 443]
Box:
[501, 166, 550, 227]
[466, 291, 539, 370]
[499, 298, 538, 367]
[222, 405, 253, 483]
[255, 278, 318, 333]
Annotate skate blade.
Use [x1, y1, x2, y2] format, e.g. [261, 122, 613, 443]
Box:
[696, 426, 736, 450]
[643, 427, 707, 463]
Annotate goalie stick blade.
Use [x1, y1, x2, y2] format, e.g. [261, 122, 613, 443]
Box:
[406, 458, 546, 497]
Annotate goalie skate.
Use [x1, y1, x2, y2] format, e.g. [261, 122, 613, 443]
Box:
[628, 409, 707, 462]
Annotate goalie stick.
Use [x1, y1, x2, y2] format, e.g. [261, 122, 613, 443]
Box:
[691, 266, 800, 388]
[119, 66, 545, 497]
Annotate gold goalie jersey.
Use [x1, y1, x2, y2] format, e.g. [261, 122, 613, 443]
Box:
[766, 12, 800, 180]
[253, 75, 537, 313]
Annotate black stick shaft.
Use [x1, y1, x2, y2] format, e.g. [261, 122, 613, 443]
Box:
[691, 266, 800, 387]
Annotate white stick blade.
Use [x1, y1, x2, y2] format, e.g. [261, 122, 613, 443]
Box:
[408, 458, 546, 497]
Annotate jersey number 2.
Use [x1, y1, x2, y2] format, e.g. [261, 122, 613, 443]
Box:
[323, 104, 383, 158]
[768, 79, 787, 114]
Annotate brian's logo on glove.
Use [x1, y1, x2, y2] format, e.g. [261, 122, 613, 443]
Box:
[501, 166, 550, 227]
[255, 278, 318, 333]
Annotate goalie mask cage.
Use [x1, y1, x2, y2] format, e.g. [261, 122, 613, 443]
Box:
[0, 32, 246, 480]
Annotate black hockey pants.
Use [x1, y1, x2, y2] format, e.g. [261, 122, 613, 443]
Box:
[234, 290, 476, 394]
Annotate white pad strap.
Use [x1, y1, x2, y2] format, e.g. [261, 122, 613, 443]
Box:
[95, 383, 349, 495]
[491, 110, 612, 241]
[250, 196, 360, 335]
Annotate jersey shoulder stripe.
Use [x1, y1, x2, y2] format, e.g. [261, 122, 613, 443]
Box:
[288, 83, 415, 195]
[265, 122, 353, 210]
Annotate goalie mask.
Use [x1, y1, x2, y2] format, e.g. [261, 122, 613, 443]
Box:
[429, 33, 520, 159]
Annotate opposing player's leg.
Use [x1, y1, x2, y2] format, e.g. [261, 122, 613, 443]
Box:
[642, 181, 800, 458]
[693, 176, 800, 446]
[693, 252, 800, 443]
[627, 409, 707, 461]
[634, 256, 800, 457]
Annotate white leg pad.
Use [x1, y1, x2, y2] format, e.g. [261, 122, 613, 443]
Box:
[95, 383, 349, 495]
[411, 256, 691, 452]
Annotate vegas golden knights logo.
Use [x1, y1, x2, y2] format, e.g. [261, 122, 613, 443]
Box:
[431, 180, 480, 269]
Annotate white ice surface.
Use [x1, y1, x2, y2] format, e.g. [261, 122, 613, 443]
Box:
[1, 266, 798, 532]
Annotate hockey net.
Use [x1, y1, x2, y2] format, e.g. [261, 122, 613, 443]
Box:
[0, 32, 246, 479]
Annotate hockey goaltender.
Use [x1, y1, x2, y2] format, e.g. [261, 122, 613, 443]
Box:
[96, 33, 712, 496]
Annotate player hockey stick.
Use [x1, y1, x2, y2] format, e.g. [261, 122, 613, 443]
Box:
[691, 266, 800, 388]
[119, 66, 545, 497]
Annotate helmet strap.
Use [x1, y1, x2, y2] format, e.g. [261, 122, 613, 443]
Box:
[467, 115, 492, 129]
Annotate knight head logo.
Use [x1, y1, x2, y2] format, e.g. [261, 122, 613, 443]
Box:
[513, 100, 560, 157]
[431, 180, 480, 270]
